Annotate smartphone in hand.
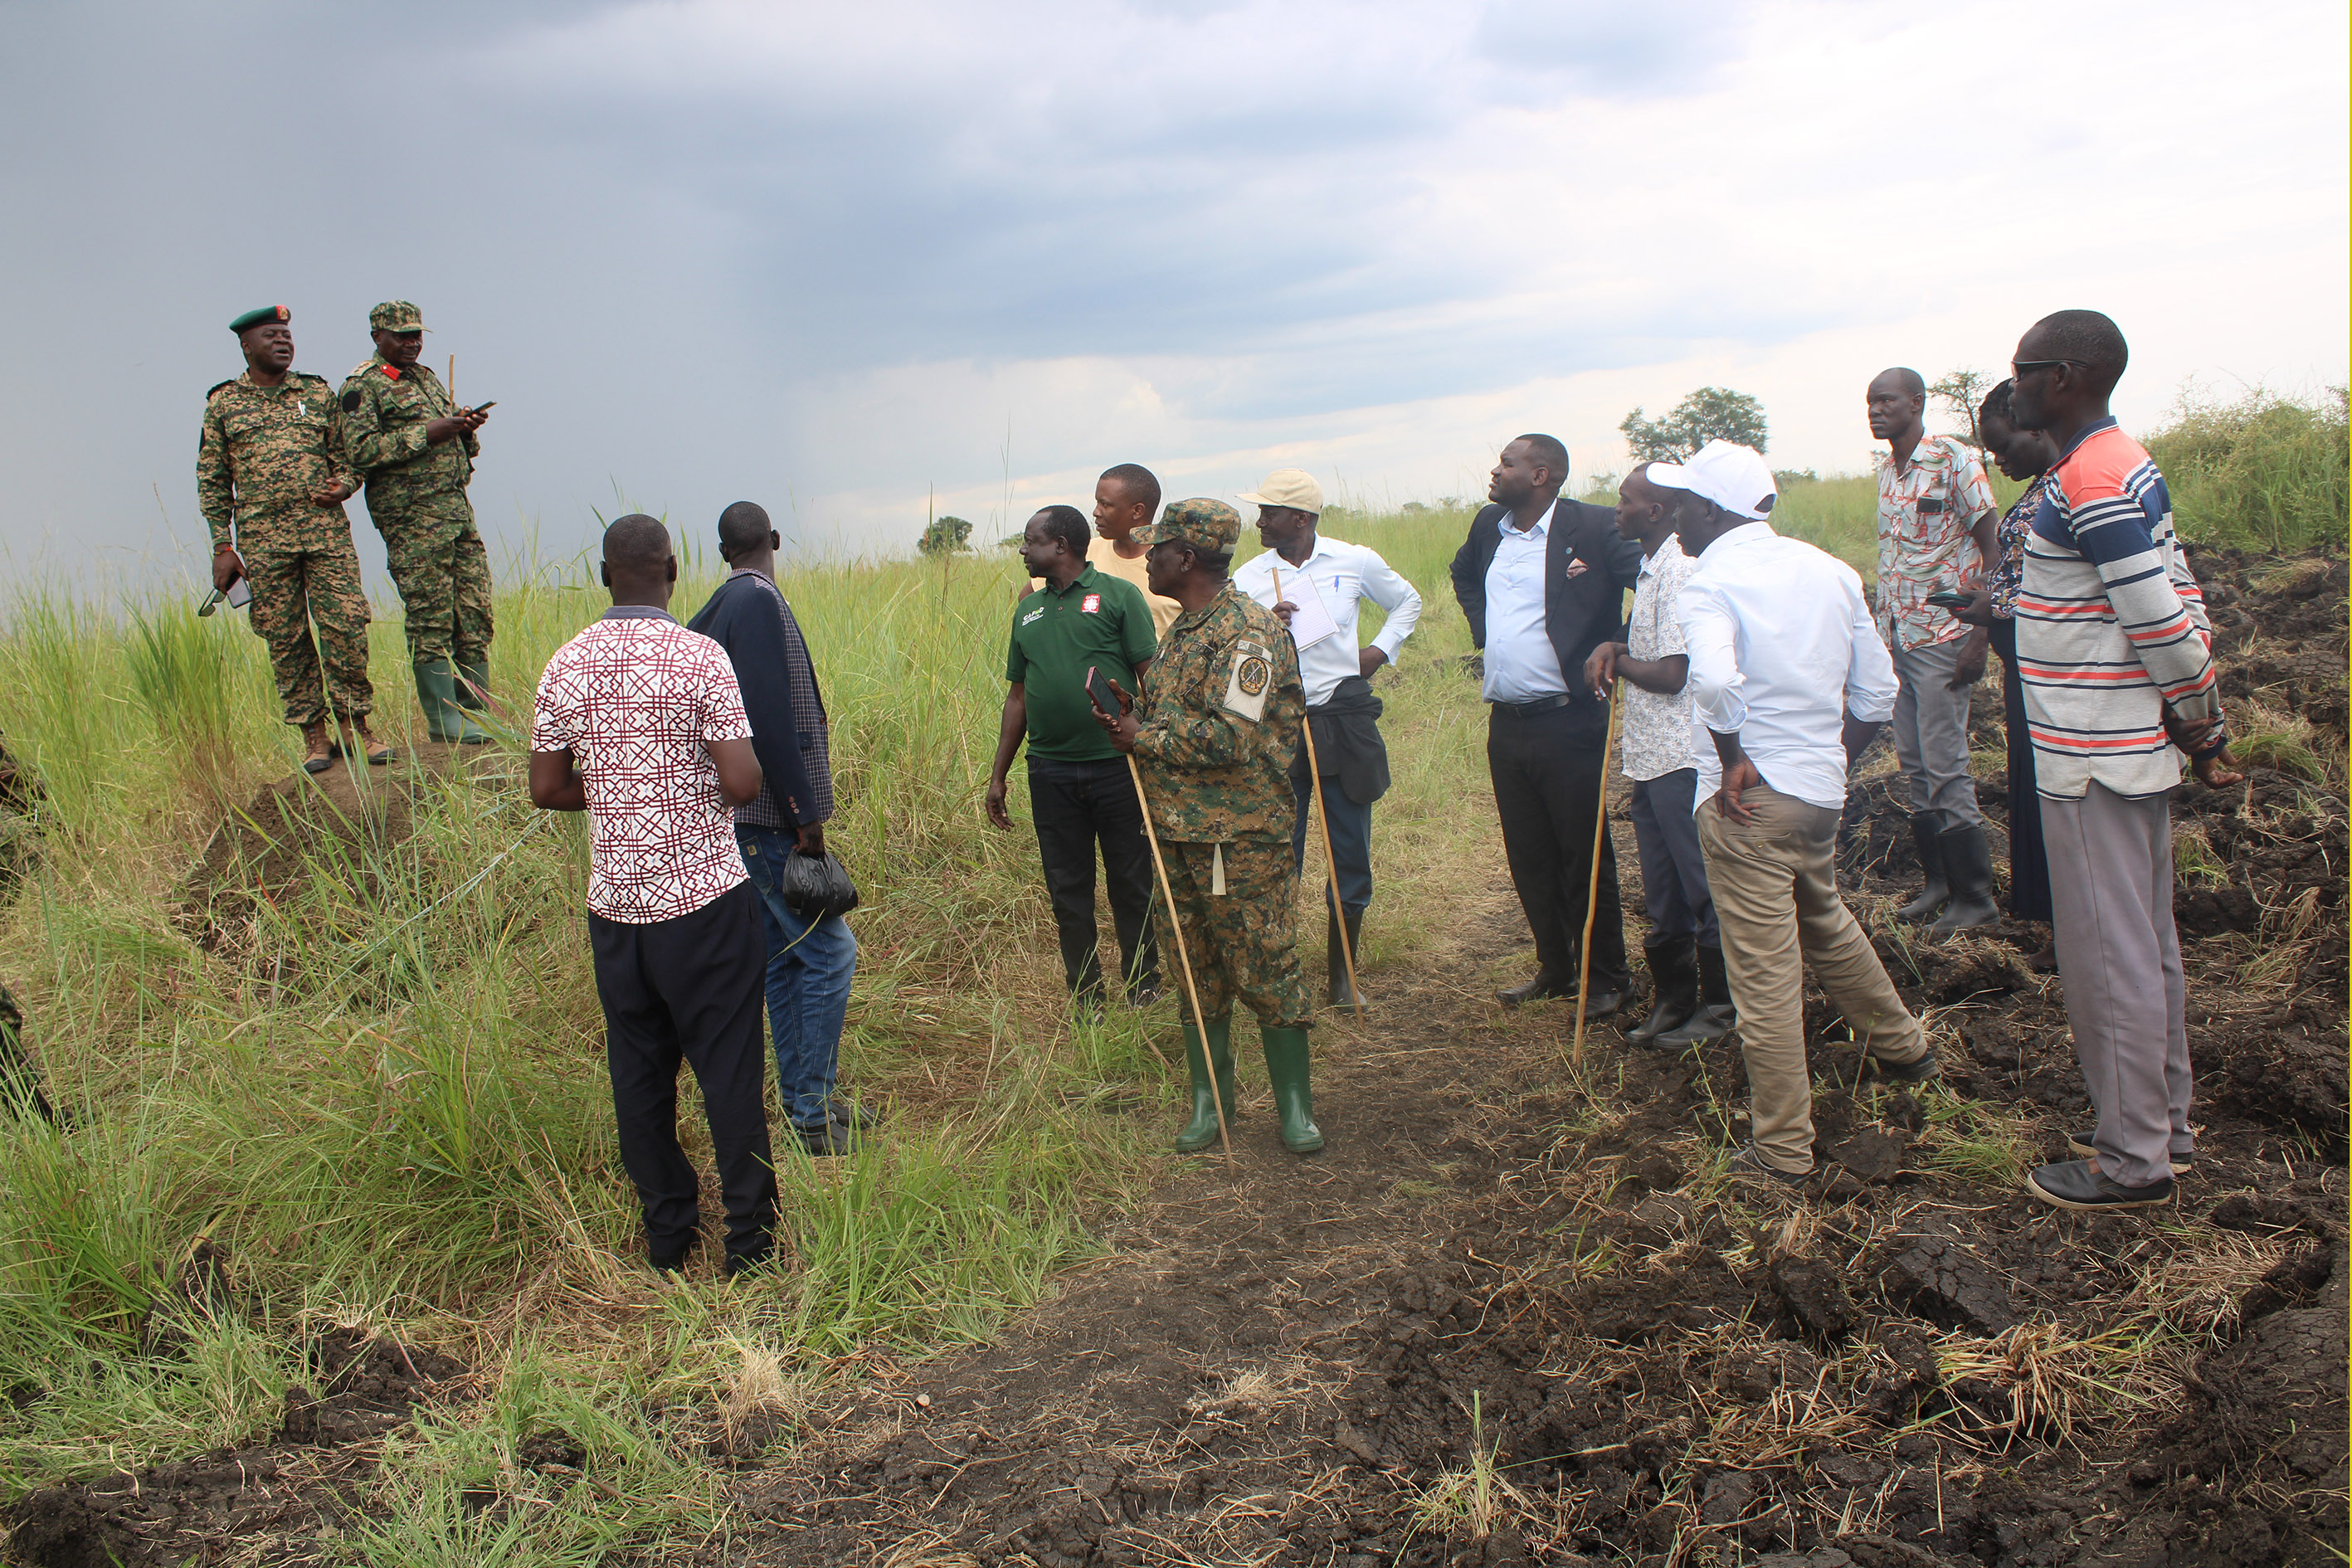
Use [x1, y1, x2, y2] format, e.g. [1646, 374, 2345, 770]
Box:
[1084, 665, 1120, 716]
[1925, 589, 1974, 611]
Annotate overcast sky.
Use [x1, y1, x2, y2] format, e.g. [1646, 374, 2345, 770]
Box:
[2, 0, 2344, 592]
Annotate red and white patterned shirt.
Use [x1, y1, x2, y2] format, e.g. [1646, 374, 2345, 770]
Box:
[1874, 435, 1999, 650]
[531, 608, 754, 923]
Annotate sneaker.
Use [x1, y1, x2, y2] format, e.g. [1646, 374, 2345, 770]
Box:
[799, 1120, 857, 1157]
[2066, 1132, 2190, 1176]
[2024, 1158, 2174, 1211]
[1725, 1142, 1812, 1188]
[1866, 1050, 1941, 1086]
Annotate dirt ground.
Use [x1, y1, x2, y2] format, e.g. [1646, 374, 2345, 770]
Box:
[7, 548, 2345, 1566]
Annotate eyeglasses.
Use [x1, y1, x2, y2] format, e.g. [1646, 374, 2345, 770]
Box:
[2011, 358, 2082, 377]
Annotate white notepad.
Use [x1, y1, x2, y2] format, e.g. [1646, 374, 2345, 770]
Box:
[1269, 566, 1341, 651]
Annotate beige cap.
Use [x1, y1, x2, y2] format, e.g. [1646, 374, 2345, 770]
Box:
[1238, 468, 1323, 515]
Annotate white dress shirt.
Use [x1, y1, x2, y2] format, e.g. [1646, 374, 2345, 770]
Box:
[1234, 534, 1424, 707]
[1479, 502, 1567, 704]
[1676, 523, 1899, 812]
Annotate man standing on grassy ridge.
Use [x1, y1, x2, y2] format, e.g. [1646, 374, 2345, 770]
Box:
[1868, 367, 2003, 934]
[2007, 309, 2225, 1214]
[1659, 441, 1938, 1187]
[988, 505, 1161, 1013]
[690, 503, 866, 1157]
[1233, 468, 1422, 1010]
[1580, 465, 1733, 1048]
[337, 302, 494, 745]
[529, 515, 778, 1276]
[197, 305, 387, 776]
[1093, 500, 1321, 1156]
[1449, 435, 1644, 1013]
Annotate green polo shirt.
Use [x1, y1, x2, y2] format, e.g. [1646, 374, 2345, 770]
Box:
[1006, 563, 1157, 762]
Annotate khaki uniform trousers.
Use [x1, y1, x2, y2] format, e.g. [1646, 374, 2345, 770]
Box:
[1697, 784, 1927, 1173]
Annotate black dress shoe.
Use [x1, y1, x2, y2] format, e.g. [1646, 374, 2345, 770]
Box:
[1579, 986, 1623, 1019]
[829, 1099, 882, 1132]
[1497, 969, 1574, 1007]
[2024, 1158, 2173, 1211]
[723, 1245, 774, 1279]
[649, 1233, 703, 1275]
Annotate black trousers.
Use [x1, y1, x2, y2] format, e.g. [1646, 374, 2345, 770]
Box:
[1488, 704, 1630, 990]
[1989, 617, 2053, 923]
[588, 879, 778, 1264]
[1028, 755, 1161, 997]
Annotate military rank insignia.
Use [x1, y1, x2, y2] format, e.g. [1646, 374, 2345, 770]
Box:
[1223, 639, 1273, 722]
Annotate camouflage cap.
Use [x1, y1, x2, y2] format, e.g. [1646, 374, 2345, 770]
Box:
[1132, 498, 1240, 556]
[228, 305, 290, 334]
[368, 300, 426, 332]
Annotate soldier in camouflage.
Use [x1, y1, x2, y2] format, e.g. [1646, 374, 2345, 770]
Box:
[197, 305, 386, 774]
[338, 301, 494, 743]
[1096, 499, 1323, 1155]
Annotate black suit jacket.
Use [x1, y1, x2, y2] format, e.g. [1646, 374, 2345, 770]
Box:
[1449, 497, 1645, 732]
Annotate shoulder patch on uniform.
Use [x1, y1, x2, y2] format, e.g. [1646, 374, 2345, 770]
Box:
[1222, 638, 1274, 723]
[205, 379, 236, 400]
[340, 389, 361, 412]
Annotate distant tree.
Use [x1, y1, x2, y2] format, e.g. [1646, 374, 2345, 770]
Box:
[918, 515, 972, 557]
[1929, 368, 1997, 449]
[1619, 387, 1769, 463]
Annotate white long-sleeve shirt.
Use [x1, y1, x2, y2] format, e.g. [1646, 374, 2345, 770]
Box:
[1474, 502, 1567, 704]
[1234, 534, 1424, 707]
[1676, 523, 1898, 812]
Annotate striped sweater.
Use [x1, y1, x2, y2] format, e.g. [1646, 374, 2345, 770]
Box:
[2014, 418, 2218, 800]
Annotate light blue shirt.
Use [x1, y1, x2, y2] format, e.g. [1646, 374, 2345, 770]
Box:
[1480, 501, 1568, 703]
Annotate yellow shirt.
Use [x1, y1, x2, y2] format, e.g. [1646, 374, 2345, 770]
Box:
[1035, 537, 1181, 642]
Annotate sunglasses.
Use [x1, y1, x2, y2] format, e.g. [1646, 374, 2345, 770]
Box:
[2011, 358, 2082, 377]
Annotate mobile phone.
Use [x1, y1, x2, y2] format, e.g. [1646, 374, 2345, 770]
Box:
[1925, 590, 1974, 611]
[1084, 665, 1121, 716]
[470, 401, 495, 412]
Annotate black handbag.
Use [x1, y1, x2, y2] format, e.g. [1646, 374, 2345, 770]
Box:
[777, 847, 859, 920]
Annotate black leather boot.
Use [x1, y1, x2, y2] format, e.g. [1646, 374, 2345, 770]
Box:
[1656, 943, 1736, 1045]
[1327, 908, 1366, 1010]
[1497, 968, 1573, 1007]
[1927, 822, 2000, 934]
[1897, 811, 1949, 922]
[1625, 937, 1697, 1045]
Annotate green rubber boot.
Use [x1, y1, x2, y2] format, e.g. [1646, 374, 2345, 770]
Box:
[453, 657, 490, 711]
[1174, 1015, 1239, 1153]
[1261, 1025, 1324, 1154]
[416, 658, 489, 744]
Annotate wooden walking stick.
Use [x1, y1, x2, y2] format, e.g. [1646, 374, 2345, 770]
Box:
[1571, 678, 1625, 1065]
[1271, 565, 1364, 1019]
[1097, 672, 1234, 1166]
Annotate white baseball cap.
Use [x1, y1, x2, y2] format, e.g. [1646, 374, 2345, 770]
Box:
[1646, 441, 1776, 521]
[1238, 468, 1324, 514]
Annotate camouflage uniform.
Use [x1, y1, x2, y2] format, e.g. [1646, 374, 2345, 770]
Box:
[197, 371, 374, 726]
[338, 313, 493, 668]
[1132, 578, 1312, 1028]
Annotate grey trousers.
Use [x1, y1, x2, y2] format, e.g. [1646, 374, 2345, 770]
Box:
[1628, 768, 1717, 947]
[2042, 782, 2192, 1189]
[1891, 639, 1981, 827]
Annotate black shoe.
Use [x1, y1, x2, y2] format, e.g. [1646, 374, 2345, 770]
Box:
[1656, 942, 1740, 1047]
[799, 1120, 857, 1157]
[1579, 986, 1623, 1020]
[1897, 811, 1949, 923]
[1726, 1142, 1812, 1188]
[1626, 937, 1697, 1045]
[2025, 1158, 2174, 1211]
[722, 1246, 774, 1279]
[1866, 1050, 1941, 1085]
[2067, 1132, 2190, 1176]
[1497, 968, 1574, 1008]
[1126, 978, 1163, 1008]
[649, 1233, 703, 1275]
[829, 1099, 882, 1132]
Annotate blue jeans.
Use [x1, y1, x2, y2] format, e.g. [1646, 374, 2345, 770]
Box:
[738, 827, 859, 1133]
[1288, 768, 1373, 916]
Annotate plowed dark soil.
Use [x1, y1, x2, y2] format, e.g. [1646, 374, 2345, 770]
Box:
[7, 549, 2343, 1568]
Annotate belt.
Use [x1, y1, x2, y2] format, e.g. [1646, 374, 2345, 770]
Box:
[1491, 694, 1574, 717]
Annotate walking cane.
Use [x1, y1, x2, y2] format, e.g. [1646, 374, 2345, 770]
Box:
[1272, 566, 1365, 1020]
[1098, 674, 1235, 1167]
[1571, 678, 1624, 1065]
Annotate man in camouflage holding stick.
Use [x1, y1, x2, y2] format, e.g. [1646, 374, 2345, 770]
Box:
[197, 305, 386, 775]
[338, 301, 494, 743]
[1095, 499, 1323, 1155]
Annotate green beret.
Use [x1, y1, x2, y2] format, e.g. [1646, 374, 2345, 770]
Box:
[229, 305, 290, 334]
[368, 300, 425, 333]
[1132, 498, 1241, 556]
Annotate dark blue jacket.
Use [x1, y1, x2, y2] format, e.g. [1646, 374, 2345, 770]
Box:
[688, 570, 825, 828]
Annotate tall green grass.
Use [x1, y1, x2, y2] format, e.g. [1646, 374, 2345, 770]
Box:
[2146, 386, 2350, 553]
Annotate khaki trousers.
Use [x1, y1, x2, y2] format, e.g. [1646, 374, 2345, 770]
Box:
[1698, 785, 1926, 1173]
